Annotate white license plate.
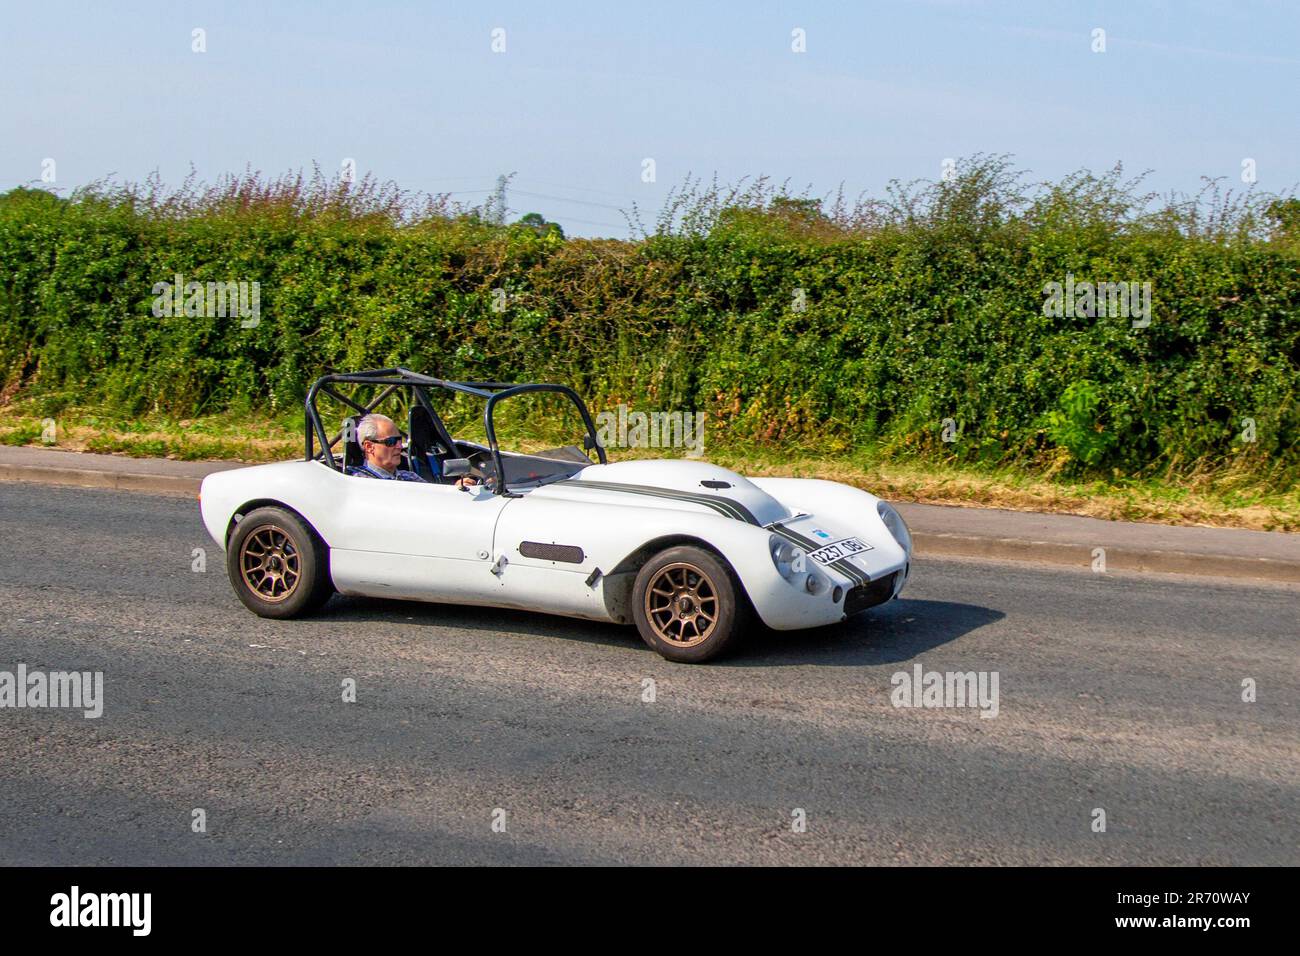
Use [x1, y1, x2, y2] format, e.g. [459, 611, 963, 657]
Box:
[807, 537, 872, 565]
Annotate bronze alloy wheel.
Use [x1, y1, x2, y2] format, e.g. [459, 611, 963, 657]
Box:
[642, 561, 719, 648]
[238, 524, 302, 603]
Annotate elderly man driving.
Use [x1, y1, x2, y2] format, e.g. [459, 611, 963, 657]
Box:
[347, 413, 476, 487]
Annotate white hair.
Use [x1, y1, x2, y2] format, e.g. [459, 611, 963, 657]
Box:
[356, 413, 396, 443]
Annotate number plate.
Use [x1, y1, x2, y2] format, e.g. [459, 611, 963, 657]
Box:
[807, 537, 872, 565]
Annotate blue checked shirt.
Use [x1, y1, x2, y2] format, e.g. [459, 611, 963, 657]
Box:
[346, 461, 427, 482]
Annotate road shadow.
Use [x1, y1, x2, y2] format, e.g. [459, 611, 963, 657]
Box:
[315, 594, 642, 652]
[314, 593, 1002, 668]
[732, 597, 1005, 668]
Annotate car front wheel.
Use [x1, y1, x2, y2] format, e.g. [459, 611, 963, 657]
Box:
[631, 545, 750, 663]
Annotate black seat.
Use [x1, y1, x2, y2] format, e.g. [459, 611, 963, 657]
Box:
[407, 406, 449, 482]
[341, 416, 364, 471]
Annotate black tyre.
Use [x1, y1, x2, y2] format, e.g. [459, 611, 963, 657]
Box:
[226, 506, 332, 618]
[631, 545, 751, 663]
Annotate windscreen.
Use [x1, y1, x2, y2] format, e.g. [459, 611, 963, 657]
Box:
[494, 390, 596, 458]
[486, 389, 599, 487]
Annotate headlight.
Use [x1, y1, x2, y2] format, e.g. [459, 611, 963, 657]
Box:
[768, 535, 806, 581]
[877, 501, 912, 553]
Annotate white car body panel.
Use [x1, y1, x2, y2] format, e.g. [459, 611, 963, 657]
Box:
[200, 457, 910, 631]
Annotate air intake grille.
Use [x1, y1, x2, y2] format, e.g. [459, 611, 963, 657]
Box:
[844, 572, 897, 615]
[519, 541, 585, 564]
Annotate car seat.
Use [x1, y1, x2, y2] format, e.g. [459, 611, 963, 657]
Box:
[341, 416, 364, 471]
[408, 405, 450, 482]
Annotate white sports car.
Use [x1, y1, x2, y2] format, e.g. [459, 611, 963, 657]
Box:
[199, 369, 912, 662]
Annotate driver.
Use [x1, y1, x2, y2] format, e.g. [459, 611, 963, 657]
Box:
[348, 413, 476, 488]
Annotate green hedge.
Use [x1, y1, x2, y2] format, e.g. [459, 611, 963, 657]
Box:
[1, 179, 1296, 480]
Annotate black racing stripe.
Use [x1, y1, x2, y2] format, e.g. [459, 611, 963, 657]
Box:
[769, 523, 871, 587]
[577, 481, 759, 528]
[567, 481, 739, 521]
[769, 523, 820, 550]
[566, 480, 760, 526]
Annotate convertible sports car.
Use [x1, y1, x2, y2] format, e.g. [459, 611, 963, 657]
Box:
[199, 368, 912, 662]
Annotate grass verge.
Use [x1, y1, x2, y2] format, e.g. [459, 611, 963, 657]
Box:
[2, 408, 1295, 532]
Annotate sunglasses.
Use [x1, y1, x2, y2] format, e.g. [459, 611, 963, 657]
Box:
[364, 435, 405, 447]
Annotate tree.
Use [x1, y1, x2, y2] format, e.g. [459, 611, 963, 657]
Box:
[1265, 198, 1300, 240]
[515, 212, 564, 238]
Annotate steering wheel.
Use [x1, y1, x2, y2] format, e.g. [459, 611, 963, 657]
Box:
[472, 455, 498, 489]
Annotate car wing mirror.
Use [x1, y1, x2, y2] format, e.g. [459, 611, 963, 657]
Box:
[442, 457, 471, 478]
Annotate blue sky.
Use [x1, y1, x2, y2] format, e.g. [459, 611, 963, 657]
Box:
[2, 1, 1296, 236]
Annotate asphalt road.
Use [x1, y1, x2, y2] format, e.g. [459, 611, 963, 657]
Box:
[1, 482, 1296, 865]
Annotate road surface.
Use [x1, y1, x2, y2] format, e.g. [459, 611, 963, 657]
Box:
[1, 482, 1295, 865]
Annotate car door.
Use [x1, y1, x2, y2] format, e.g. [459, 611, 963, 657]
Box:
[326, 474, 510, 603]
[486, 488, 614, 621]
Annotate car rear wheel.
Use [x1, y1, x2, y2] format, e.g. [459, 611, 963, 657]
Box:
[227, 506, 332, 618]
[631, 545, 750, 663]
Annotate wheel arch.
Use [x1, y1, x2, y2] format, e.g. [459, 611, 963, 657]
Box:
[604, 533, 756, 624]
[226, 498, 331, 551]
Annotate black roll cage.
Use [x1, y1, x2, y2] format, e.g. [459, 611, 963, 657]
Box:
[304, 367, 607, 495]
